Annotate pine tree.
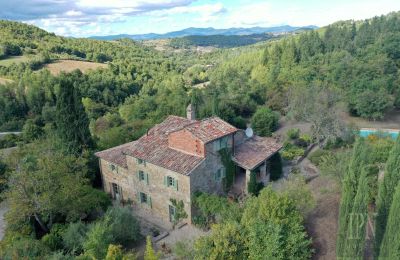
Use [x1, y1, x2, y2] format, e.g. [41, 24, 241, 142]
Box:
[379, 183, 400, 259]
[336, 139, 368, 257]
[55, 71, 92, 154]
[375, 137, 400, 255]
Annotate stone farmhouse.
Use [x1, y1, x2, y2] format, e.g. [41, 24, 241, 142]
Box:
[95, 105, 282, 228]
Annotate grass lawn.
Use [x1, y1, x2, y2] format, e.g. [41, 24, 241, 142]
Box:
[0, 55, 30, 66]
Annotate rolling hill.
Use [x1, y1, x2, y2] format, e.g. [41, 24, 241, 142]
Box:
[89, 25, 318, 41]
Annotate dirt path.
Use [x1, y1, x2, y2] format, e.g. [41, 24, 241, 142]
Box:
[305, 175, 340, 260]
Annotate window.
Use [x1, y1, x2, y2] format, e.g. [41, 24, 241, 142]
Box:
[169, 204, 176, 222]
[214, 136, 229, 151]
[109, 163, 118, 173]
[164, 176, 178, 191]
[140, 192, 147, 204]
[214, 167, 226, 181]
[137, 170, 149, 184]
[137, 158, 145, 165]
[138, 192, 152, 208]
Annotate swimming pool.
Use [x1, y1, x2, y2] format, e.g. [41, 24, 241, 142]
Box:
[359, 128, 399, 139]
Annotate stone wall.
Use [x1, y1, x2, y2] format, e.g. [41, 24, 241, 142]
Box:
[189, 134, 234, 195]
[99, 157, 192, 228]
[98, 134, 235, 228]
[126, 156, 192, 226]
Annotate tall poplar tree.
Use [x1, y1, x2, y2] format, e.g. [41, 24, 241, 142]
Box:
[375, 137, 400, 255]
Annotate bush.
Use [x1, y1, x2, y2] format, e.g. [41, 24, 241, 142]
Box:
[173, 241, 194, 260]
[22, 119, 43, 141]
[83, 220, 114, 259]
[281, 143, 305, 160]
[41, 224, 67, 251]
[63, 221, 89, 253]
[251, 107, 279, 137]
[308, 149, 330, 166]
[276, 175, 316, 216]
[0, 134, 23, 149]
[287, 128, 300, 140]
[270, 153, 283, 180]
[1, 235, 50, 260]
[106, 206, 141, 247]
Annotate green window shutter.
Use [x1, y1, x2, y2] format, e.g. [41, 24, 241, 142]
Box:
[136, 171, 140, 179]
[145, 173, 149, 185]
[137, 192, 141, 203]
[164, 176, 167, 186]
[147, 196, 152, 208]
[174, 179, 179, 191]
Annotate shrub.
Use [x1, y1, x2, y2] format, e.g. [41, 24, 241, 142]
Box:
[308, 149, 330, 166]
[1, 235, 50, 260]
[269, 153, 283, 180]
[144, 236, 161, 260]
[300, 134, 312, 144]
[83, 220, 114, 259]
[276, 175, 316, 216]
[62, 221, 89, 253]
[281, 143, 305, 160]
[251, 107, 279, 137]
[173, 241, 194, 260]
[106, 207, 141, 247]
[41, 224, 67, 251]
[287, 128, 300, 140]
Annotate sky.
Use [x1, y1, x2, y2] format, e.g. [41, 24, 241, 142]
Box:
[0, 0, 400, 37]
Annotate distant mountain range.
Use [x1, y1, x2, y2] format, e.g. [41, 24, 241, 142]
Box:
[89, 25, 318, 41]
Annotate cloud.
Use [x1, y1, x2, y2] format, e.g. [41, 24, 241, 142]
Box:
[0, 0, 197, 36]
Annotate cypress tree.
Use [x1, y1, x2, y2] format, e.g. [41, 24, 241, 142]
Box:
[247, 171, 258, 196]
[270, 153, 283, 181]
[337, 138, 368, 258]
[343, 166, 374, 259]
[55, 71, 92, 154]
[375, 137, 400, 255]
[379, 183, 400, 259]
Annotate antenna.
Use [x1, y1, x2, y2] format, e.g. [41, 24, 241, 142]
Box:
[245, 127, 253, 138]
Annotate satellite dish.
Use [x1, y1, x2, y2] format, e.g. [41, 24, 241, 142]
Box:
[245, 127, 254, 138]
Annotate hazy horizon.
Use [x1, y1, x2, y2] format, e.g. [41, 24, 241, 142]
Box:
[1, 0, 400, 38]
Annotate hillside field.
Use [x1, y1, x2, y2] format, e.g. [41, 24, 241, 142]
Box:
[0, 77, 13, 85]
[0, 55, 30, 66]
[43, 59, 108, 75]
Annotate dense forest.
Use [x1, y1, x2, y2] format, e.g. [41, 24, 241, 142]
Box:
[169, 33, 277, 48]
[0, 11, 400, 259]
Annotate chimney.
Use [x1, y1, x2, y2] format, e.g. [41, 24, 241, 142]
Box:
[187, 103, 196, 120]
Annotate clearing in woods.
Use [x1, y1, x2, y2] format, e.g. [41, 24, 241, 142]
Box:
[0, 77, 13, 85]
[0, 55, 30, 66]
[44, 59, 108, 75]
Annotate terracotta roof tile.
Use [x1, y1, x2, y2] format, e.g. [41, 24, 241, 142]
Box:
[184, 117, 237, 143]
[233, 136, 282, 170]
[95, 141, 137, 169]
[123, 116, 205, 175]
[96, 115, 237, 175]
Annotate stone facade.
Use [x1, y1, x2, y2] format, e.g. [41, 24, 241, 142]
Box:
[99, 135, 233, 228]
[96, 113, 282, 229]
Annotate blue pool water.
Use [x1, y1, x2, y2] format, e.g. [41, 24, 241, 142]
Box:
[359, 128, 399, 139]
